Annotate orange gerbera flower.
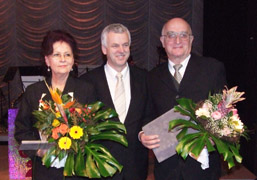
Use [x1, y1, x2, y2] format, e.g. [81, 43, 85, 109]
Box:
[52, 127, 60, 140]
[59, 123, 69, 135]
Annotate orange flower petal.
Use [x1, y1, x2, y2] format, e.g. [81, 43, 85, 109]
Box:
[50, 88, 63, 105]
[63, 101, 75, 109]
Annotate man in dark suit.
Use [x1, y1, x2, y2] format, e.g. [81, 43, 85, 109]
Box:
[80, 23, 150, 180]
[140, 18, 226, 180]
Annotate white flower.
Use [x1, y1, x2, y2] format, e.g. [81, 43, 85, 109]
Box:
[229, 115, 244, 132]
[202, 101, 213, 109]
[196, 108, 211, 118]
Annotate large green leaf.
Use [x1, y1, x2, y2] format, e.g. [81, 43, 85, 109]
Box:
[42, 146, 56, 168]
[95, 121, 127, 134]
[169, 119, 200, 131]
[229, 144, 242, 163]
[176, 98, 196, 115]
[190, 133, 208, 157]
[88, 101, 105, 112]
[84, 143, 123, 178]
[90, 132, 128, 147]
[93, 108, 118, 122]
[179, 137, 200, 159]
[174, 106, 194, 119]
[74, 147, 87, 177]
[205, 138, 215, 152]
[176, 128, 188, 141]
[64, 153, 75, 176]
[176, 132, 202, 155]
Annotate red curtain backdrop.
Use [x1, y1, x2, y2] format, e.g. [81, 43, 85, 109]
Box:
[0, 0, 202, 118]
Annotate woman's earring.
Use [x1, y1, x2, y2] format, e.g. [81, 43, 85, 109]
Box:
[47, 66, 50, 72]
[70, 68, 73, 71]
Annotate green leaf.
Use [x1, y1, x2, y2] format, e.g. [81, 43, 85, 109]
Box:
[42, 146, 56, 168]
[176, 132, 202, 155]
[190, 133, 208, 157]
[74, 147, 87, 177]
[178, 137, 200, 159]
[84, 143, 123, 178]
[174, 106, 194, 119]
[58, 150, 67, 162]
[90, 132, 128, 147]
[93, 108, 118, 122]
[169, 119, 200, 131]
[85, 149, 101, 178]
[229, 144, 242, 163]
[226, 154, 235, 169]
[95, 121, 127, 134]
[87, 101, 105, 112]
[64, 153, 75, 176]
[176, 98, 196, 115]
[205, 138, 215, 152]
[211, 136, 229, 158]
[176, 128, 188, 141]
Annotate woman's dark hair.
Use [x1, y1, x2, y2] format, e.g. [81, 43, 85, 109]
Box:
[41, 30, 77, 58]
[41, 30, 78, 77]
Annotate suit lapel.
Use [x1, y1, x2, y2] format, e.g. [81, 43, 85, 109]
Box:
[97, 67, 115, 109]
[124, 67, 138, 124]
[158, 63, 178, 92]
[179, 55, 199, 92]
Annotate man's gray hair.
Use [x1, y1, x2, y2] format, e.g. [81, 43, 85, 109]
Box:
[101, 23, 131, 47]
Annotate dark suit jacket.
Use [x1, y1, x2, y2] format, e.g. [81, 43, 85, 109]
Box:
[80, 65, 151, 180]
[148, 54, 226, 180]
[15, 76, 96, 180]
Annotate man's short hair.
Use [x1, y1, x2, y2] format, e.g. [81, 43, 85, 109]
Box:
[101, 23, 131, 47]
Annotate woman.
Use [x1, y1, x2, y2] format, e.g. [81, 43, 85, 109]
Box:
[15, 30, 96, 180]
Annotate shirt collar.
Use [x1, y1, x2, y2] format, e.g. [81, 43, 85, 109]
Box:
[168, 54, 191, 68]
[105, 62, 129, 79]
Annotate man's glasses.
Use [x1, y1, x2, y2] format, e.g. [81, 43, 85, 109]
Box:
[162, 31, 192, 41]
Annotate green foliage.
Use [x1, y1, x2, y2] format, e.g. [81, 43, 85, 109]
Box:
[169, 98, 245, 169]
[33, 100, 127, 178]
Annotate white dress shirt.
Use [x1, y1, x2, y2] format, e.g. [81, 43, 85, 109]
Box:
[168, 54, 191, 79]
[104, 62, 131, 123]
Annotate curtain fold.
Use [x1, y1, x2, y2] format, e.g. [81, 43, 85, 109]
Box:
[0, 0, 200, 119]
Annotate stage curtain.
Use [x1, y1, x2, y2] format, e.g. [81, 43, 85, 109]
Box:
[0, 0, 199, 115]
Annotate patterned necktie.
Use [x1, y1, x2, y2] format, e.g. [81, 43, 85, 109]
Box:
[173, 64, 183, 84]
[114, 72, 126, 123]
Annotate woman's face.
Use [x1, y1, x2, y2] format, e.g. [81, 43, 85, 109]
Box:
[45, 41, 74, 76]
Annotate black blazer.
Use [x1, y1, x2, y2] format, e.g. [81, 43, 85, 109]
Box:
[148, 54, 226, 180]
[80, 65, 151, 180]
[15, 76, 96, 180]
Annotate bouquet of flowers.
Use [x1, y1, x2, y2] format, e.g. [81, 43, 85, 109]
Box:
[32, 83, 128, 178]
[169, 86, 248, 169]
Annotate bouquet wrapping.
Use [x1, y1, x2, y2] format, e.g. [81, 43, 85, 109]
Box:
[32, 83, 128, 178]
[169, 86, 248, 169]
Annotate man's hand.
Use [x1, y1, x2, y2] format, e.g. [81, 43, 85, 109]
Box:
[139, 131, 160, 149]
[37, 149, 48, 157]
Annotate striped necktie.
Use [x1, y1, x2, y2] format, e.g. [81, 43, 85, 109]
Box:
[114, 72, 126, 123]
[173, 64, 183, 84]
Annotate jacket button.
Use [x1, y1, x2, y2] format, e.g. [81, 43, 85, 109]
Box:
[175, 95, 179, 99]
